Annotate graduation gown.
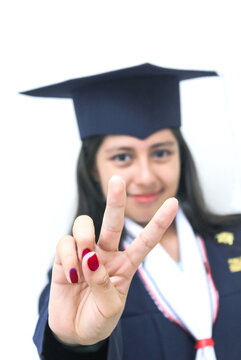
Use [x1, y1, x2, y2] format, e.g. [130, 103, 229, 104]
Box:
[34, 224, 241, 359]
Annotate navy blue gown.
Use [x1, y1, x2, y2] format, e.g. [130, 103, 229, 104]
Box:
[34, 224, 241, 359]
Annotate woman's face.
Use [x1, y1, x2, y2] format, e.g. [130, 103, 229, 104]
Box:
[95, 129, 180, 226]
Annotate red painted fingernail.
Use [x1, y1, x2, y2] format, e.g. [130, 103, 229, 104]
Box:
[70, 268, 78, 283]
[87, 254, 99, 271]
[82, 248, 91, 259]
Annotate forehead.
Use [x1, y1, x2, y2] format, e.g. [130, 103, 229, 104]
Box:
[100, 129, 178, 150]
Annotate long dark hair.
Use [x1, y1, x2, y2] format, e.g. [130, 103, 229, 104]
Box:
[172, 129, 241, 237]
[74, 129, 241, 239]
[74, 135, 106, 239]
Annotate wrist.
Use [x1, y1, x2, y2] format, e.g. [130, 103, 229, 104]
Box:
[48, 321, 108, 352]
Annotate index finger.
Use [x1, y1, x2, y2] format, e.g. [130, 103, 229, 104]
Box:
[125, 198, 178, 271]
[98, 175, 126, 252]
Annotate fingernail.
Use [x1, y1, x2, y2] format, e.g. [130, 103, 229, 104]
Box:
[87, 254, 99, 271]
[82, 248, 91, 259]
[70, 268, 78, 283]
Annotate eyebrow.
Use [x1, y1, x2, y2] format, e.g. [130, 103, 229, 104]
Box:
[105, 141, 176, 154]
[150, 141, 176, 149]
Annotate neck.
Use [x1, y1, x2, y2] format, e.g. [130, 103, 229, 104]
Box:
[159, 222, 180, 262]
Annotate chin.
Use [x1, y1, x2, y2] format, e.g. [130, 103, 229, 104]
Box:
[126, 212, 153, 227]
[125, 199, 170, 226]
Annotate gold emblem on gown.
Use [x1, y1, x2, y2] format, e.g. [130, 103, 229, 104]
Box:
[228, 256, 241, 272]
[215, 232, 234, 246]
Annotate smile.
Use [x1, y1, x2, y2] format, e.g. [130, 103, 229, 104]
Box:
[128, 191, 162, 203]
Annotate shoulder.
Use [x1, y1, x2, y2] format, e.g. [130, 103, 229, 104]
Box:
[203, 223, 241, 296]
[211, 222, 241, 247]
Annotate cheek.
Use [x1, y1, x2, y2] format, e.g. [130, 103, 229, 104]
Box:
[96, 162, 126, 196]
[171, 162, 181, 189]
[162, 160, 180, 189]
[95, 159, 110, 198]
[97, 169, 112, 198]
[98, 177, 108, 197]
[98, 167, 132, 199]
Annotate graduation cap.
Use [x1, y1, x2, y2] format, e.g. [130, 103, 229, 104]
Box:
[21, 63, 217, 139]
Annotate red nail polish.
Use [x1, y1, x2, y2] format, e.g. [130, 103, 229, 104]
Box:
[87, 254, 99, 271]
[70, 268, 78, 283]
[82, 248, 91, 259]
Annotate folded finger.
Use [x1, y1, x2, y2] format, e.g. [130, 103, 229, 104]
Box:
[82, 251, 124, 318]
[55, 235, 80, 284]
[72, 215, 96, 260]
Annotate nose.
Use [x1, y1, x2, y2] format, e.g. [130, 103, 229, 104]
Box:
[133, 159, 157, 187]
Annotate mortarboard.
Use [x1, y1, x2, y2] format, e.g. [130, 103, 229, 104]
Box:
[21, 63, 217, 139]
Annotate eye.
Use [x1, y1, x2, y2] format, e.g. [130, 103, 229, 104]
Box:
[112, 153, 132, 163]
[153, 149, 171, 158]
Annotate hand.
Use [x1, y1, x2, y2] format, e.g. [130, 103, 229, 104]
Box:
[48, 175, 178, 345]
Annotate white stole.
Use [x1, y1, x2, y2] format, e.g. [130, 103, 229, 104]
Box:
[123, 208, 218, 360]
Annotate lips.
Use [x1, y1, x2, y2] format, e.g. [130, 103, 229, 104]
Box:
[128, 192, 161, 203]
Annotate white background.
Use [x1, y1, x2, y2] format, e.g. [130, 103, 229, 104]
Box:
[1, 1, 241, 358]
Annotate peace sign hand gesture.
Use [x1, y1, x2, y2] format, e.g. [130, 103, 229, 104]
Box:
[48, 175, 178, 346]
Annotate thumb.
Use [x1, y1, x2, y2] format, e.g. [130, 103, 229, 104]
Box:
[82, 252, 124, 318]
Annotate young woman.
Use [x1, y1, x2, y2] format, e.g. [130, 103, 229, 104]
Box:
[22, 64, 241, 360]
